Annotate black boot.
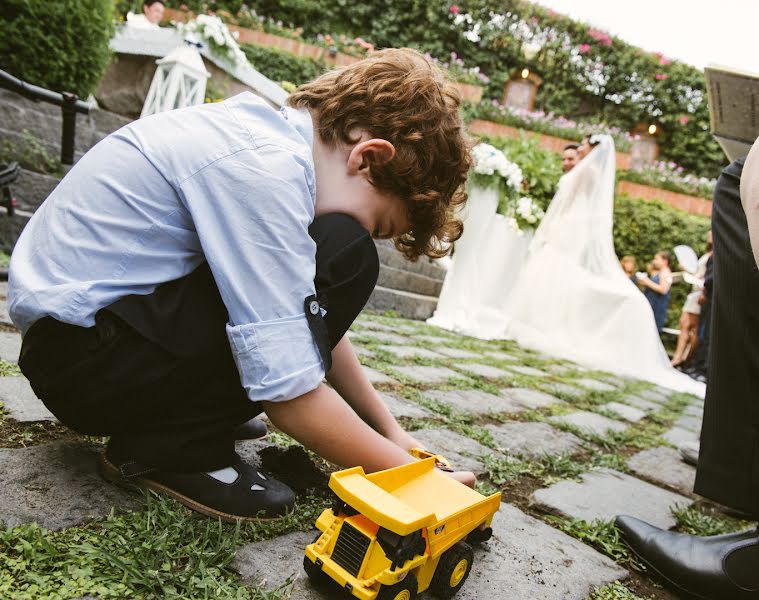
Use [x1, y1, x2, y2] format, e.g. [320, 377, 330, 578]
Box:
[616, 515, 759, 599]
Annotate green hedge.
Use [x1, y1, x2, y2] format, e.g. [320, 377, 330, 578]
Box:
[613, 194, 711, 327]
[1, 0, 114, 98]
[240, 43, 327, 87]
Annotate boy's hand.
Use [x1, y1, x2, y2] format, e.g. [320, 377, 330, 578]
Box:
[447, 470, 476, 488]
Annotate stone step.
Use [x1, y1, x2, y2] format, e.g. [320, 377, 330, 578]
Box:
[374, 239, 447, 281]
[12, 168, 61, 212]
[377, 263, 443, 297]
[366, 285, 438, 320]
[0, 212, 31, 253]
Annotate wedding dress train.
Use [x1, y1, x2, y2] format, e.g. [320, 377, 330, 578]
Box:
[431, 135, 705, 397]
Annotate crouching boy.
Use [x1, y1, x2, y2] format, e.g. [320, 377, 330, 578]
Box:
[8, 48, 473, 520]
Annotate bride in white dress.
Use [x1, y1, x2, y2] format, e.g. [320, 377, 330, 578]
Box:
[432, 135, 705, 397]
[504, 135, 704, 396]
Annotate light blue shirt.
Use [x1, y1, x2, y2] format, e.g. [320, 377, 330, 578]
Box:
[9, 92, 326, 402]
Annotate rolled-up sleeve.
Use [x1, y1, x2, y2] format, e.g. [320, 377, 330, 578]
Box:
[178, 145, 324, 402]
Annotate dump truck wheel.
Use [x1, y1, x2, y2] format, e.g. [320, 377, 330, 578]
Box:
[302, 555, 328, 586]
[430, 541, 474, 599]
[376, 573, 418, 600]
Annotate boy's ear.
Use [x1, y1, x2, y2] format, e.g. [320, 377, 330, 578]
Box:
[347, 139, 395, 174]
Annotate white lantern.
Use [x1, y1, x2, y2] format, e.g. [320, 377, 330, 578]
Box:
[141, 43, 211, 118]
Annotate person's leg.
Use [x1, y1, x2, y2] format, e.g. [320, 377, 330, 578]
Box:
[683, 313, 700, 363]
[616, 157, 759, 599]
[20, 213, 379, 519]
[672, 311, 693, 365]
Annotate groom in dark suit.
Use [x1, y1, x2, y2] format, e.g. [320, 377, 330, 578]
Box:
[616, 154, 759, 599]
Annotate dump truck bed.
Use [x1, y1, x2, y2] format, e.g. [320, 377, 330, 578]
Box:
[330, 458, 499, 538]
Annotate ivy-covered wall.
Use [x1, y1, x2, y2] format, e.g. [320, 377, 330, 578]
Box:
[152, 0, 726, 180]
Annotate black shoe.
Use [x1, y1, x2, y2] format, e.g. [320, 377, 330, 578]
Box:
[99, 451, 295, 521]
[615, 515, 759, 599]
[233, 417, 268, 440]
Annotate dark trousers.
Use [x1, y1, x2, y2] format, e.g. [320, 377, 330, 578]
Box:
[19, 214, 379, 472]
[694, 157, 759, 517]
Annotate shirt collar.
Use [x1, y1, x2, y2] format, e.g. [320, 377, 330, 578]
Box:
[280, 106, 314, 152]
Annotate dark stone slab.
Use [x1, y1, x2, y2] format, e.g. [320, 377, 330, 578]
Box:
[0, 441, 138, 530]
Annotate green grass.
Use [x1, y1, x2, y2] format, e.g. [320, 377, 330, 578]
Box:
[671, 504, 755, 537]
[0, 360, 21, 377]
[543, 516, 645, 571]
[0, 492, 328, 599]
[588, 581, 653, 599]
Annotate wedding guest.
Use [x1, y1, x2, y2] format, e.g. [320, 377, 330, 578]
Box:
[127, 0, 165, 29]
[638, 251, 673, 332]
[671, 231, 713, 367]
[619, 255, 638, 285]
[562, 144, 580, 173]
[616, 155, 758, 600]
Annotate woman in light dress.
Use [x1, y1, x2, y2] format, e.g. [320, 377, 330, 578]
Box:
[432, 134, 705, 396]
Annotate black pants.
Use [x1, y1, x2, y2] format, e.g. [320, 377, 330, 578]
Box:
[19, 214, 379, 472]
[694, 157, 759, 517]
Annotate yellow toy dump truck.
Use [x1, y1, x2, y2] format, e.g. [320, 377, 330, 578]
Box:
[303, 456, 502, 599]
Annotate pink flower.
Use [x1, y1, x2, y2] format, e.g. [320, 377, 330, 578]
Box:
[450, 4, 460, 14]
[579, 43, 591, 54]
[655, 73, 668, 81]
[180, 3, 188, 10]
[679, 115, 690, 125]
[659, 56, 671, 66]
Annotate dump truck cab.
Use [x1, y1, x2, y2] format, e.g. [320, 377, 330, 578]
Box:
[304, 457, 501, 599]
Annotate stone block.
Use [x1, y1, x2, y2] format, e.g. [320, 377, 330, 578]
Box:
[533, 468, 692, 530]
[0, 301, 12, 326]
[0, 376, 55, 421]
[377, 264, 443, 296]
[459, 504, 627, 600]
[484, 351, 520, 362]
[453, 363, 512, 380]
[0, 331, 21, 363]
[549, 411, 628, 436]
[359, 331, 409, 344]
[674, 414, 702, 433]
[362, 367, 397, 385]
[424, 389, 524, 416]
[601, 402, 647, 423]
[377, 345, 444, 360]
[628, 447, 696, 496]
[13, 168, 61, 212]
[0, 441, 138, 530]
[575, 378, 617, 393]
[375, 239, 447, 280]
[379, 392, 434, 420]
[663, 427, 698, 446]
[546, 382, 586, 399]
[684, 404, 704, 418]
[638, 388, 671, 404]
[621, 395, 661, 413]
[366, 285, 438, 321]
[434, 347, 482, 359]
[501, 387, 563, 409]
[485, 422, 583, 459]
[508, 365, 550, 378]
[393, 366, 467, 385]
[410, 428, 493, 473]
[352, 345, 374, 359]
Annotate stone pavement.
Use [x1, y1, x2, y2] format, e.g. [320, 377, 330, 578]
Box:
[0, 310, 719, 599]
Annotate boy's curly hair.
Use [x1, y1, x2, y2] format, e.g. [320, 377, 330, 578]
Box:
[288, 48, 472, 260]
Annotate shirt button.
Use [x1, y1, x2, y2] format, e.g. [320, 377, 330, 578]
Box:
[309, 300, 320, 315]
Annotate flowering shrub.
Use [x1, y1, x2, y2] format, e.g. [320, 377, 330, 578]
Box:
[465, 101, 634, 152]
[426, 52, 490, 86]
[620, 161, 716, 200]
[175, 14, 247, 64]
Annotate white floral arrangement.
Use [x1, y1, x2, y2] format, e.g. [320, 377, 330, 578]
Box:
[471, 143, 523, 191]
[505, 196, 545, 235]
[175, 15, 247, 65]
[470, 143, 544, 233]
